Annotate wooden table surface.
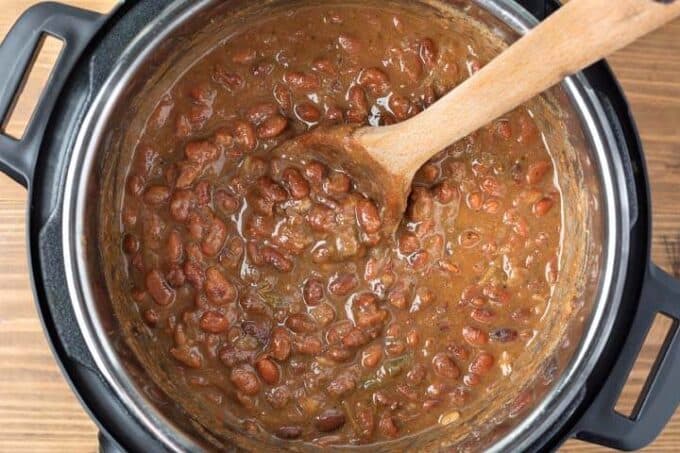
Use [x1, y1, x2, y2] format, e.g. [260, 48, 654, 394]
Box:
[0, 1, 679, 451]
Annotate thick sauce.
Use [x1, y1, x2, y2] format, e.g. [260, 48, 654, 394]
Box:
[118, 3, 561, 446]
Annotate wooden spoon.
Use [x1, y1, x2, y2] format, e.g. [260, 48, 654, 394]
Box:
[278, 0, 680, 232]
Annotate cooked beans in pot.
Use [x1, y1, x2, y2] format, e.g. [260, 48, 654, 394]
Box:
[118, 3, 561, 445]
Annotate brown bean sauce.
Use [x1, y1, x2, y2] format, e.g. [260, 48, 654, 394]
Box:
[118, 3, 561, 446]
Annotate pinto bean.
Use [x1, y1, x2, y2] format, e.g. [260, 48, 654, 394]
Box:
[176, 163, 201, 189]
[230, 366, 261, 396]
[469, 352, 495, 375]
[166, 230, 184, 264]
[326, 373, 356, 397]
[284, 71, 320, 91]
[295, 335, 323, 355]
[169, 190, 194, 222]
[276, 426, 302, 439]
[185, 140, 219, 164]
[342, 328, 369, 348]
[214, 190, 239, 215]
[269, 327, 292, 361]
[257, 115, 288, 139]
[462, 326, 488, 345]
[285, 313, 317, 333]
[205, 267, 236, 304]
[356, 198, 381, 234]
[201, 217, 227, 256]
[304, 161, 327, 186]
[282, 168, 310, 199]
[358, 67, 390, 95]
[233, 120, 257, 151]
[146, 270, 175, 306]
[200, 311, 229, 333]
[316, 409, 346, 432]
[261, 247, 293, 272]
[432, 353, 460, 379]
[255, 357, 280, 385]
[328, 273, 358, 296]
[295, 102, 322, 123]
[143, 186, 171, 205]
[326, 172, 351, 193]
[303, 278, 325, 305]
[533, 197, 554, 217]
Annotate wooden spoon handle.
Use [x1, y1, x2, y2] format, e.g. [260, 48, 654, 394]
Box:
[355, 0, 680, 178]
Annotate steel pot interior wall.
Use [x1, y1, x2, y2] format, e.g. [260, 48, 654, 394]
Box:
[63, 0, 629, 451]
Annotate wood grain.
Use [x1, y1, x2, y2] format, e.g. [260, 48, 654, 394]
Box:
[0, 1, 678, 452]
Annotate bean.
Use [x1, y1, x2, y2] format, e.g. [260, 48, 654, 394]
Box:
[326, 373, 356, 397]
[326, 172, 351, 193]
[482, 198, 501, 214]
[276, 426, 302, 440]
[419, 38, 438, 67]
[261, 246, 293, 272]
[269, 328, 292, 361]
[185, 140, 219, 164]
[312, 57, 337, 75]
[358, 67, 390, 95]
[246, 102, 279, 125]
[201, 217, 227, 256]
[325, 105, 344, 123]
[316, 408, 346, 432]
[406, 329, 420, 347]
[170, 347, 202, 369]
[462, 326, 488, 345]
[348, 86, 369, 112]
[356, 405, 375, 437]
[342, 328, 369, 348]
[432, 181, 456, 204]
[194, 181, 211, 206]
[255, 357, 280, 385]
[327, 346, 352, 362]
[213, 66, 244, 90]
[328, 273, 358, 296]
[526, 160, 552, 184]
[257, 115, 288, 139]
[304, 161, 327, 186]
[122, 234, 139, 254]
[389, 95, 411, 120]
[396, 51, 422, 83]
[432, 353, 460, 379]
[169, 190, 194, 222]
[176, 163, 201, 189]
[337, 33, 361, 54]
[406, 363, 426, 385]
[214, 190, 239, 215]
[273, 83, 292, 113]
[199, 311, 229, 333]
[467, 192, 483, 211]
[483, 285, 511, 305]
[378, 414, 399, 438]
[205, 267, 236, 304]
[284, 71, 320, 91]
[257, 176, 287, 202]
[469, 352, 495, 375]
[470, 308, 495, 324]
[143, 308, 159, 327]
[285, 313, 317, 333]
[356, 198, 381, 234]
[166, 266, 186, 288]
[295, 102, 322, 123]
[490, 327, 518, 343]
[146, 270, 175, 306]
[230, 366, 261, 396]
[266, 386, 291, 409]
[295, 335, 322, 355]
[143, 186, 171, 205]
[303, 278, 325, 305]
[233, 120, 257, 151]
[166, 230, 183, 264]
[361, 344, 383, 368]
[533, 197, 554, 217]
[282, 168, 310, 199]
[387, 286, 408, 310]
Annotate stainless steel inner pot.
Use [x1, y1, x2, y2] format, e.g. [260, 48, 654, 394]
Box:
[61, 0, 630, 450]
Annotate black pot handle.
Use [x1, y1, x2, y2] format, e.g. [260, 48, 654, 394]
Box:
[575, 264, 680, 450]
[0, 2, 106, 188]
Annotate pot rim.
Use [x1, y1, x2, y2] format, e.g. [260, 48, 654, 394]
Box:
[61, 0, 631, 451]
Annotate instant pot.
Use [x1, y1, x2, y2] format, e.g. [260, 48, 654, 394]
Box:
[1, 0, 679, 451]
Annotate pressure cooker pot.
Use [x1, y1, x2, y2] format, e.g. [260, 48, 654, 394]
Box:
[0, 0, 679, 451]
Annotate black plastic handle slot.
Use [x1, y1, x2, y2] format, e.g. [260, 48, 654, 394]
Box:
[575, 264, 680, 450]
[0, 2, 106, 188]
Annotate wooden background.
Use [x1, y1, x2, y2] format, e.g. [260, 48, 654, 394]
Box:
[0, 1, 678, 451]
